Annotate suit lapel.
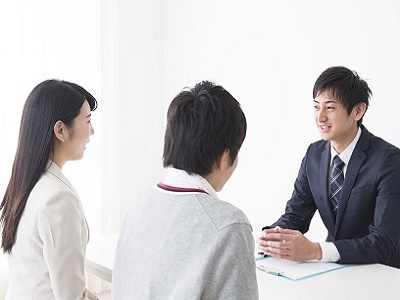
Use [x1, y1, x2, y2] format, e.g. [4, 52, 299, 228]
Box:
[320, 142, 336, 232]
[334, 126, 370, 234]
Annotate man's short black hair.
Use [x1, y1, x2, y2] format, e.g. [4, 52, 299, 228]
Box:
[163, 81, 247, 176]
[313, 66, 372, 125]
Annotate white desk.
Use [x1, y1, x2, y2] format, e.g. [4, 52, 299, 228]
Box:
[85, 235, 400, 299]
[257, 263, 400, 299]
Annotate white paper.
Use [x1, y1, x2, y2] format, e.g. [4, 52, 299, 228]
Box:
[256, 257, 349, 281]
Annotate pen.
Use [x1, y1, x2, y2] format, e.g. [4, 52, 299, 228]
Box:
[257, 265, 284, 276]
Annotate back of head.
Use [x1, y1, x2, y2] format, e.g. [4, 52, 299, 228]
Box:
[313, 66, 372, 125]
[1, 79, 97, 253]
[163, 81, 247, 176]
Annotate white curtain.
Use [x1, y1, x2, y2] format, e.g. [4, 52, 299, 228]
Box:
[0, 0, 119, 295]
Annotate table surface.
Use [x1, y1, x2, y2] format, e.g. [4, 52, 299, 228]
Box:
[85, 234, 400, 299]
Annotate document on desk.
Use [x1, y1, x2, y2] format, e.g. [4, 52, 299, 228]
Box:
[256, 257, 350, 281]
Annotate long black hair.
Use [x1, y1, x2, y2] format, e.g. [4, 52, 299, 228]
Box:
[1, 79, 97, 253]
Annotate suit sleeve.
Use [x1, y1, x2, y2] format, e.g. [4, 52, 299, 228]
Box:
[38, 189, 88, 300]
[334, 147, 400, 267]
[265, 145, 318, 233]
[202, 223, 259, 300]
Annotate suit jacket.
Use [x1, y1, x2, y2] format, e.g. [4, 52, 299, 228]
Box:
[6, 161, 88, 299]
[268, 125, 400, 268]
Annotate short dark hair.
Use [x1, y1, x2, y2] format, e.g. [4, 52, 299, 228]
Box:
[1, 79, 97, 253]
[163, 81, 247, 176]
[313, 66, 372, 125]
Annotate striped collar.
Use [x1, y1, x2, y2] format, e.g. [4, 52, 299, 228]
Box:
[157, 183, 209, 195]
[156, 168, 218, 198]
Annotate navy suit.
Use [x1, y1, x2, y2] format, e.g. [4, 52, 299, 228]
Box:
[266, 125, 400, 268]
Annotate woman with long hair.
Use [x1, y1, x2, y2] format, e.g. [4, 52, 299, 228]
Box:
[1, 79, 97, 299]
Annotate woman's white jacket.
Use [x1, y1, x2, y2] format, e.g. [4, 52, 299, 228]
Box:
[6, 161, 88, 299]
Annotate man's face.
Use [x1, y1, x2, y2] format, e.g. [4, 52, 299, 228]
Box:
[313, 90, 360, 153]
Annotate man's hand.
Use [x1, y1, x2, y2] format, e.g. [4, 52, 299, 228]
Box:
[256, 226, 322, 262]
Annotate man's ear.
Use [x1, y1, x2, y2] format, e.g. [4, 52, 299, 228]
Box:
[53, 120, 67, 142]
[215, 149, 230, 170]
[354, 102, 367, 121]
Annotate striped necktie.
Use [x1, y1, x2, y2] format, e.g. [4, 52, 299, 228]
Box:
[330, 155, 344, 213]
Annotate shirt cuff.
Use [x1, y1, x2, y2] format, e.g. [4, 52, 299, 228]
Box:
[319, 242, 340, 262]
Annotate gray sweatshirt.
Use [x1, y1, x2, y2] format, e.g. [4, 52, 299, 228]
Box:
[112, 168, 259, 299]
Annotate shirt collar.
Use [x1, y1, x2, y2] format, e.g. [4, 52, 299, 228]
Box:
[159, 167, 219, 198]
[330, 126, 362, 168]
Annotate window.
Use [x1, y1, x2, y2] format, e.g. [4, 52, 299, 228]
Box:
[0, 0, 119, 242]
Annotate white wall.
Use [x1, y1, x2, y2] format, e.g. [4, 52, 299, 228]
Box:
[116, 0, 165, 219]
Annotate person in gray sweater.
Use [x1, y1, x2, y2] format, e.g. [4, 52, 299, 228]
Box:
[112, 81, 259, 299]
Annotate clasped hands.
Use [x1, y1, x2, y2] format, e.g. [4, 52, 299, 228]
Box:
[257, 226, 322, 262]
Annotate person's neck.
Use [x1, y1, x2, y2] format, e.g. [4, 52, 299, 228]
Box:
[332, 126, 359, 154]
[51, 154, 66, 169]
[203, 172, 223, 192]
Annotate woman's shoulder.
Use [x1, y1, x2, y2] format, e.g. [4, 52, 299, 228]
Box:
[28, 171, 81, 214]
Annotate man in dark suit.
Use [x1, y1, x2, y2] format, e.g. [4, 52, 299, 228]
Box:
[257, 66, 400, 268]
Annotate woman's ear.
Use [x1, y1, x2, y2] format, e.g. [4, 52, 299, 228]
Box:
[53, 120, 67, 142]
